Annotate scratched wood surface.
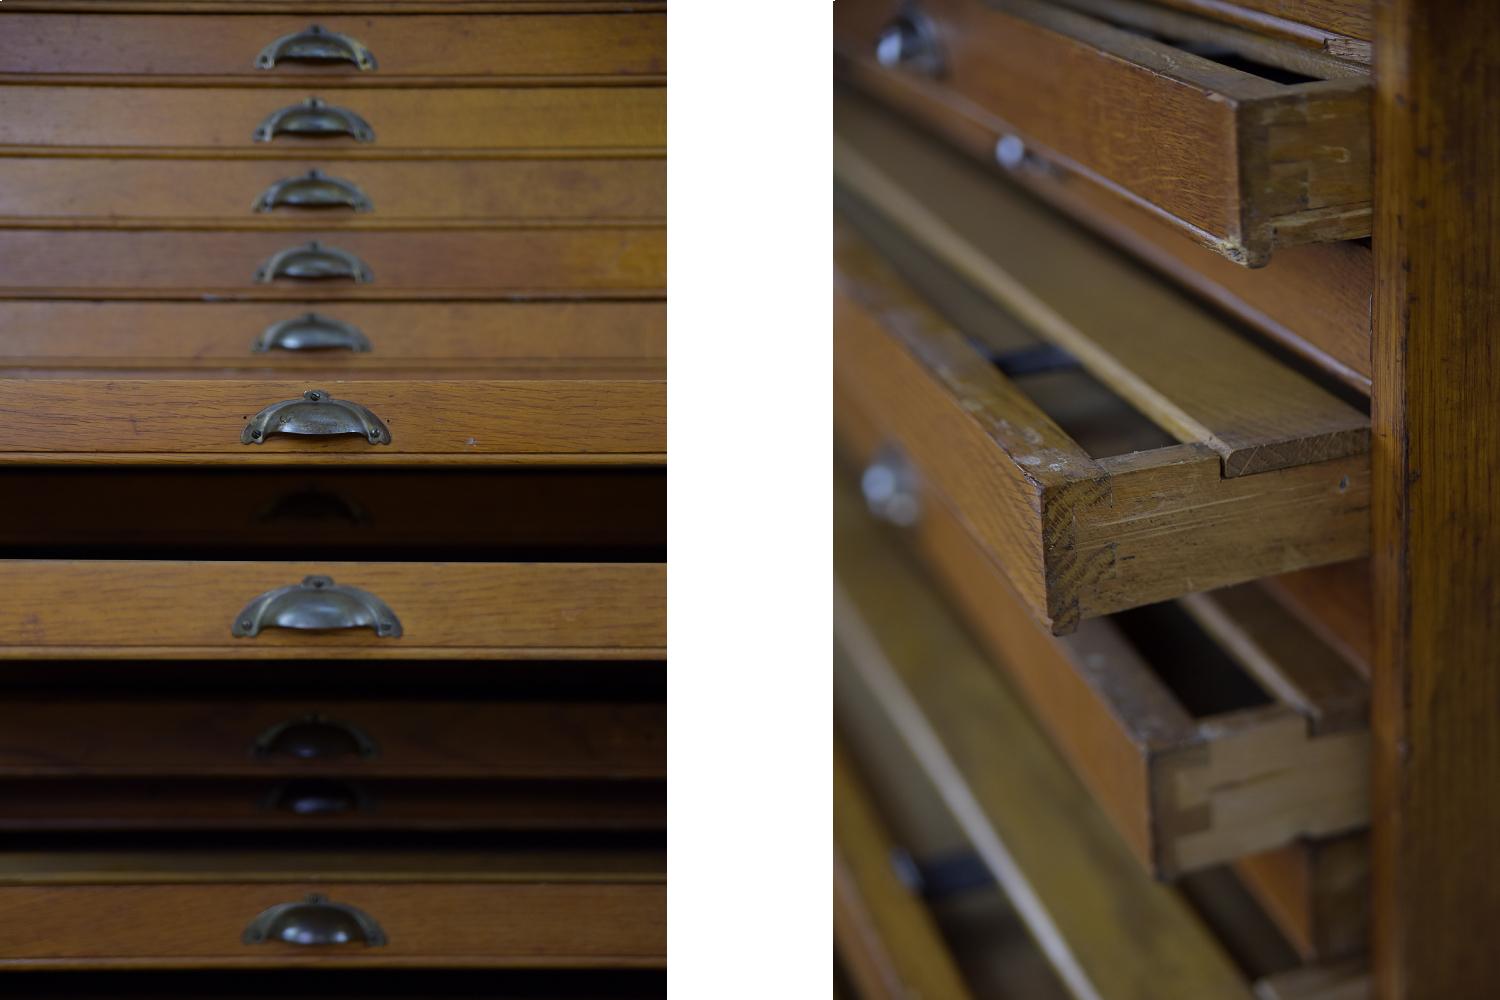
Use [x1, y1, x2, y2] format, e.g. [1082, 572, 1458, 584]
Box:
[0, 159, 665, 225]
[834, 0, 1370, 264]
[0, 87, 665, 152]
[0, 560, 666, 656]
[0, 699, 665, 778]
[0, 230, 664, 296]
[0, 377, 663, 460]
[0, 14, 664, 82]
[834, 475, 1254, 999]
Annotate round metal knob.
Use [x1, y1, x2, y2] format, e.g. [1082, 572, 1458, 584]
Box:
[874, 10, 944, 76]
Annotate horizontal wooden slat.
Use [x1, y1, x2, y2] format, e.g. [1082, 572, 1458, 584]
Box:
[0, 14, 664, 81]
[0, 87, 664, 152]
[0, 560, 665, 657]
[0, 230, 664, 296]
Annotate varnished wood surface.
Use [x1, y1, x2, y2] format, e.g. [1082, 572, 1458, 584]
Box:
[834, 474, 1253, 1000]
[0, 87, 665, 153]
[0, 561, 666, 657]
[1371, 2, 1500, 996]
[835, 0, 1370, 264]
[1150, 0, 1370, 43]
[0, 159, 665, 225]
[0, 699, 665, 778]
[0, 377, 663, 460]
[0, 230, 664, 296]
[0, 301, 664, 363]
[0, 14, 664, 83]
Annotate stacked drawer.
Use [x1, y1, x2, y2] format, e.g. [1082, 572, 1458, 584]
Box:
[834, 2, 1374, 994]
[0, 1, 665, 977]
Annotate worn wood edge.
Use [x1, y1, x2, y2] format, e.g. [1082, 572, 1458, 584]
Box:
[1254, 959, 1371, 1000]
[0, 454, 667, 466]
[0, 647, 666, 660]
[1148, 0, 1371, 48]
[0, 75, 668, 89]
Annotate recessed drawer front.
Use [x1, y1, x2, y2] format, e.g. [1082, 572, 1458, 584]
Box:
[834, 0, 1370, 266]
[0, 378, 664, 461]
[0, 699, 666, 778]
[0, 561, 666, 658]
[0, 159, 666, 224]
[0, 14, 665, 81]
[0, 230, 665, 297]
[0, 87, 664, 152]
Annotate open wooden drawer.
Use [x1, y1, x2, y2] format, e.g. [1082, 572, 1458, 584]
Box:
[0, 560, 665, 659]
[833, 108, 1369, 633]
[0, 842, 665, 968]
[834, 0, 1370, 266]
[0, 372, 664, 464]
[838, 394, 1368, 875]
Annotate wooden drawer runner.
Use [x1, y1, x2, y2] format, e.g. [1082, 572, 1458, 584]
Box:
[0, 376, 664, 463]
[0, 302, 665, 364]
[0, 779, 664, 832]
[833, 122, 1369, 633]
[0, 87, 664, 153]
[0, 560, 666, 658]
[834, 0, 1370, 265]
[0, 14, 665, 82]
[0, 159, 666, 225]
[0, 230, 664, 297]
[0, 699, 665, 778]
[0, 847, 665, 967]
[839, 396, 1369, 875]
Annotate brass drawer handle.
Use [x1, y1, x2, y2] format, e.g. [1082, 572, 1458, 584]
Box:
[254, 169, 372, 213]
[253, 713, 379, 760]
[254, 96, 374, 143]
[256, 24, 378, 72]
[241, 389, 391, 445]
[254, 313, 372, 353]
[232, 574, 403, 638]
[255, 241, 372, 283]
[264, 779, 374, 816]
[243, 894, 387, 947]
[875, 7, 945, 76]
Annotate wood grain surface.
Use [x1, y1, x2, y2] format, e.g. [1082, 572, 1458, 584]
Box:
[0, 159, 666, 225]
[0, 560, 666, 656]
[0, 230, 665, 296]
[1235, 834, 1369, 962]
[0, 14, 664, 82]
[0, 87, 665, 152]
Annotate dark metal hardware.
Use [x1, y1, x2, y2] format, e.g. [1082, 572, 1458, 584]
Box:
[889, 848, 997, 901]
[253, 713, 379, 760]
[256, 24, 378, 71]
[255, 241, 372, 283]
[264, 779, 374, 816]
[875, 7, 945, 76]
[253, 169, 373, 213]
[253, 313, 372, 352]
[253, 96, 374, 143]
[862, 445, 921, 527]
[241, 389, 391, 445]
[243, 893, 387, 947]
[231, 574, 403, 637]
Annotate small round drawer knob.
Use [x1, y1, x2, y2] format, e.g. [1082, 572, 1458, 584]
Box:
[874, 10, 944, 76]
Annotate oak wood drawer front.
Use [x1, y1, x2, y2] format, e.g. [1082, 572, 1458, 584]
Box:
[0, 14, 665, 81]
[0, 779, 665, 832]
[0, 561, 666, 658]
[0, 87, 664, 152]
[0, 160, 666, 225]
[0, 230, 664, 297]
[834, 0, 1370, 266]
[0, 377, 664, 462]
[0, 700, 665, 778]
[0, 848, 665, 967]
[838, 402, 1368, 875]
[0, 302, 665, 365]
[833, 118, 1369, 634]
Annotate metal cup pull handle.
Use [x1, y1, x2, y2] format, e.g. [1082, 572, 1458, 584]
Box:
[243, 894, 388, 947]
[255, 242, 372, 283]
[232, 574, 402, 638]
[254, 169, 372, 213]
[253, 96, 374, 143]
[256, 24, 378, 71]
[253, 713, 379, 760]
[241, 389, 391, 445]
[253, 313, 372, 353]
[875, 7, 945, 76]
[264, 779, 374, 816]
